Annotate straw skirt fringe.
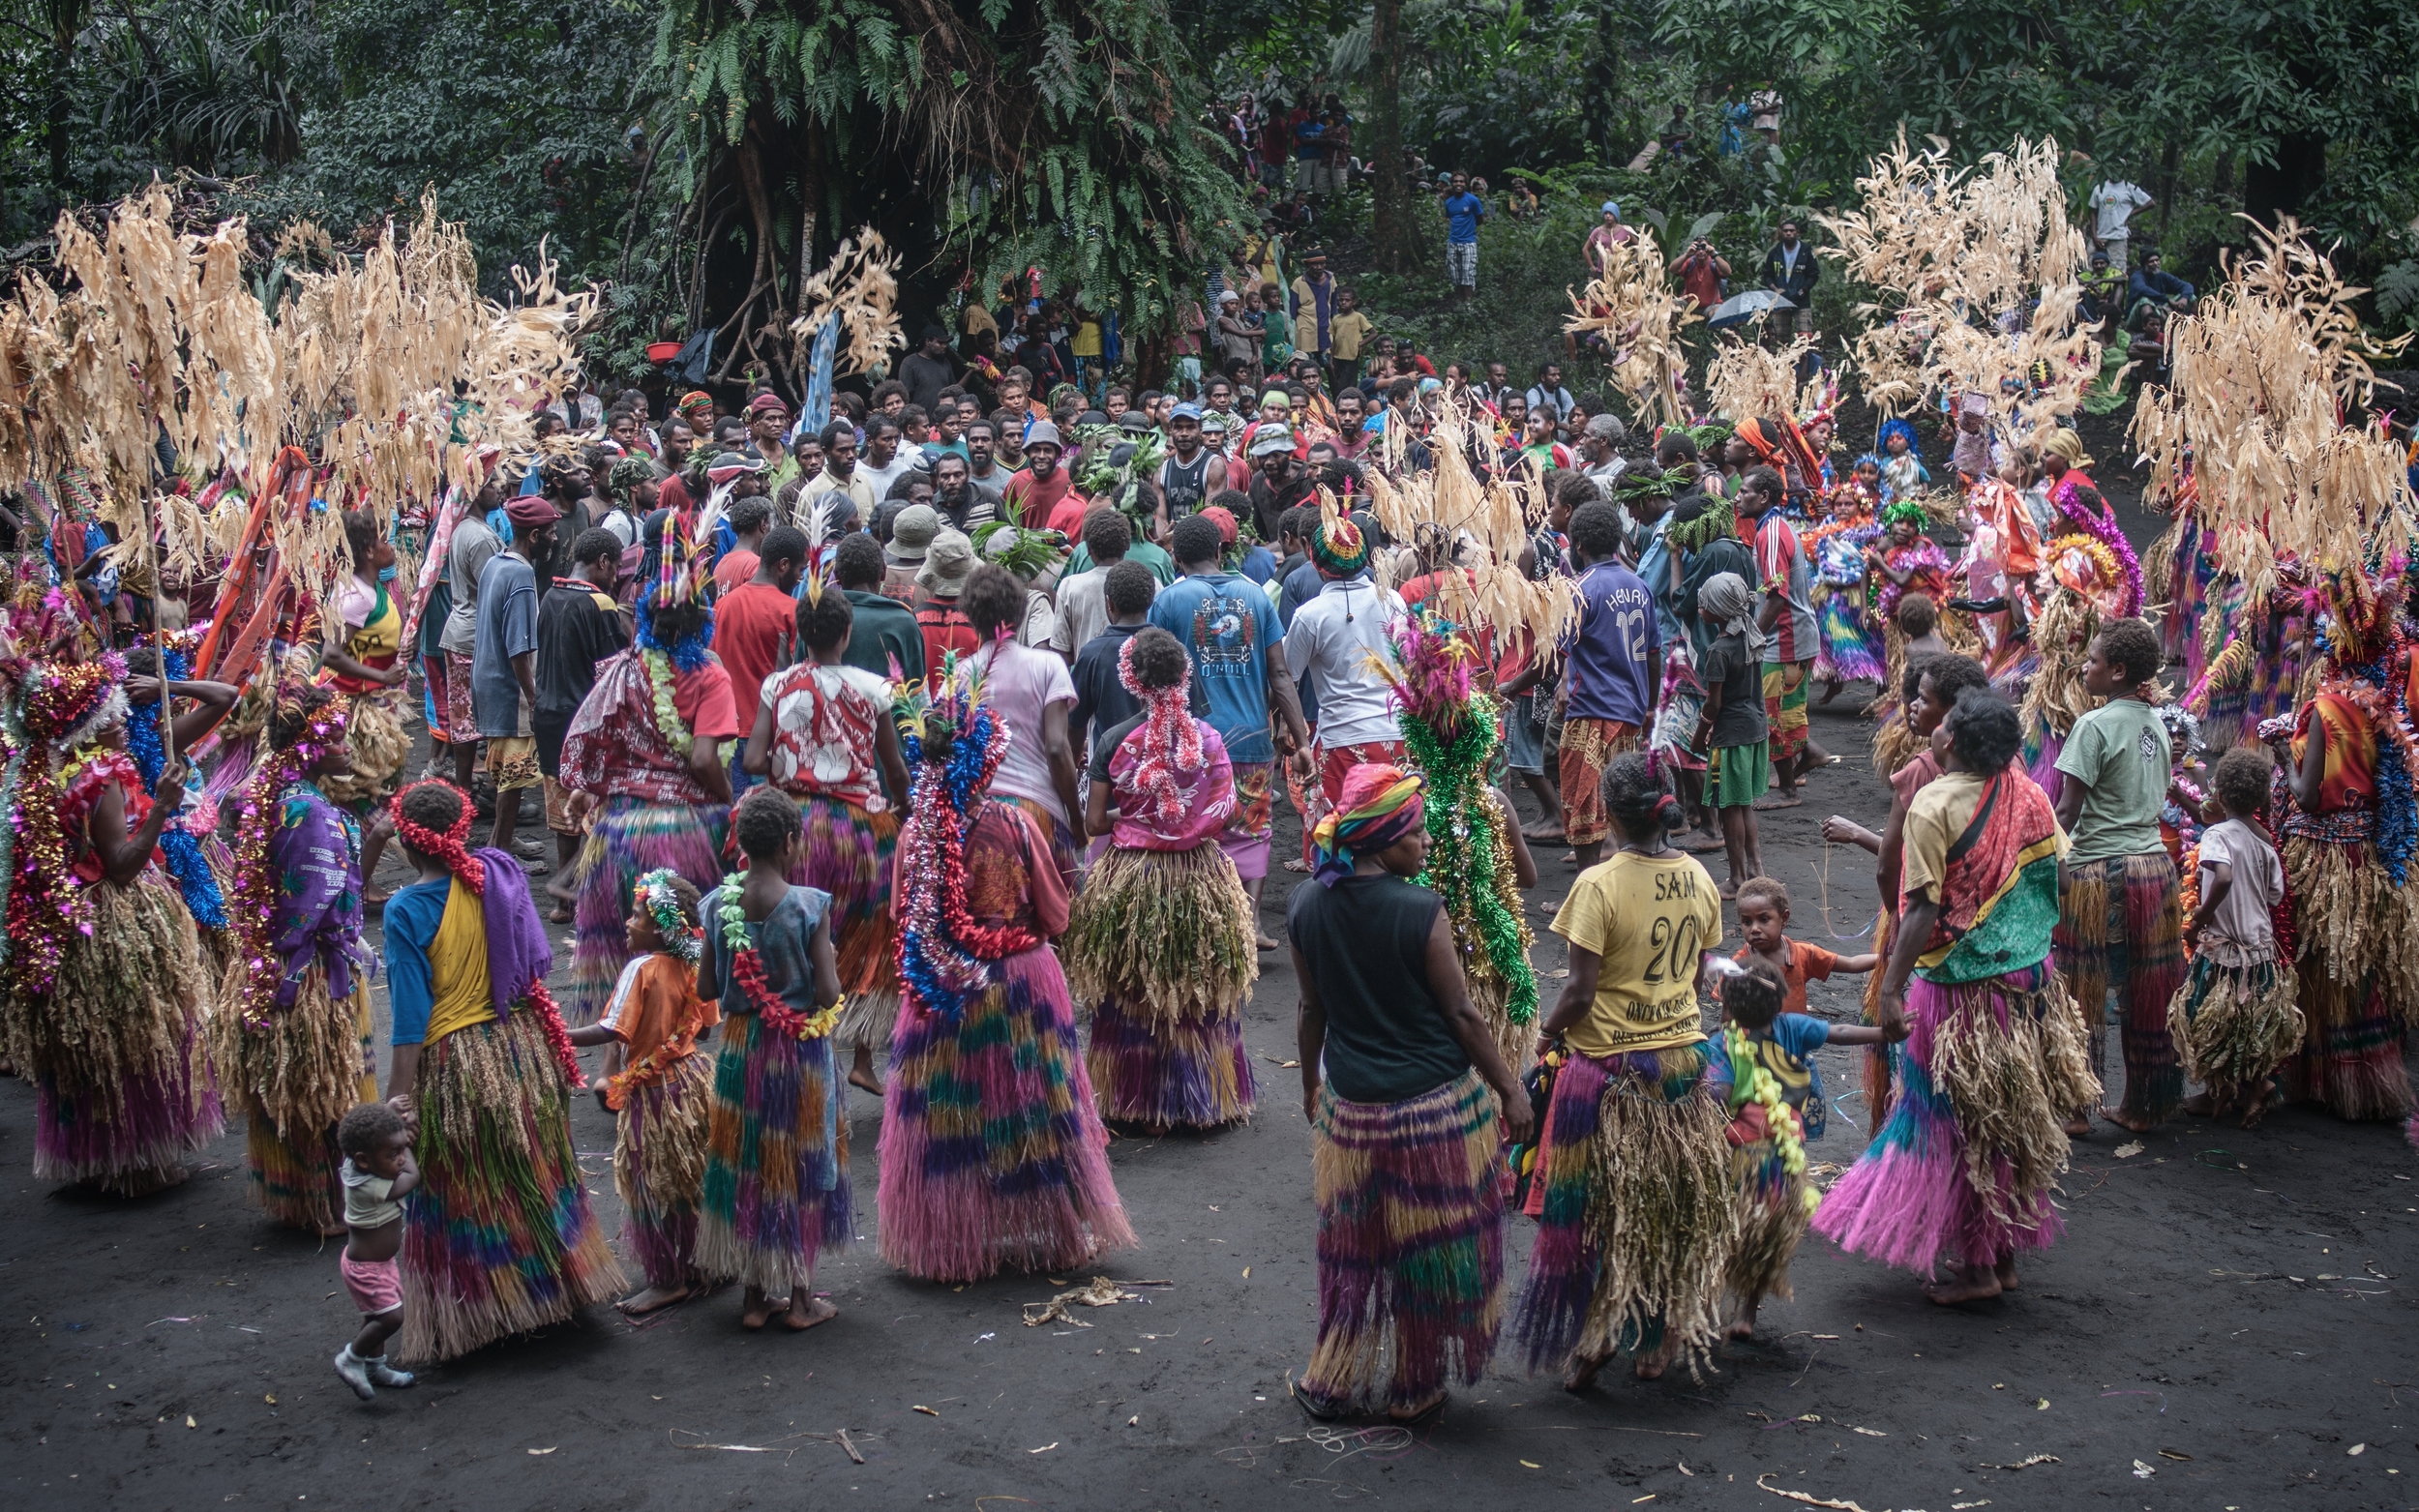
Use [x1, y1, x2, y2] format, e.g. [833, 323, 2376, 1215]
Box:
[614, 1052, 716, 1290]
[217, 968, 377, 1230]
[2279, 834, 2417, 1121]
[2167, 955, 2302, 1110]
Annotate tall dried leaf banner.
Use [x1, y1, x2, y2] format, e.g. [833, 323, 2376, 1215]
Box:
[1820, 133, 2106, 445]
[1565, 233, 1700, 430]
[0, 185, 588, 610]
[1360, 404, 1580, 654]
[2134, 217, 2415, 593]
[1704, 330, 1819, 425]
[790, 231, 903, 378]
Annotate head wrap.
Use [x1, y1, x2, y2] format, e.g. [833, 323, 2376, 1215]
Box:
[1312, 515, 1370, 578]
[1697, 571, 1767, 658]
[1310, 764, 1426, 887]
[2039, 427, 2093, 467]
[676, 390, 714, 420]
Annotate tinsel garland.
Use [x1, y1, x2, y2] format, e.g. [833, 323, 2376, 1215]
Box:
[2050, 476, 2142, 616]
[1114, 636, 1205, 827]
[6, 757, 86, 1004]
[712, 871, 845, 1040]
[1723, 1024, 1819, 1214]
[893, 705, 1041, 1021]
[640, 649, 694, 758]
[124, 642, 225, 929]
[2176, 843, 2201, 962]
[228, 682, 352, 1030]
[2322, 671, 2418, 886]
[636, 868, 702, 962]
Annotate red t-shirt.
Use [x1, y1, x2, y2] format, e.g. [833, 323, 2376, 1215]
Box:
[713, 549, 760, 599]
[1005, 467, 1076, 529]
[672, 660, 741, 742]
[915, 598, 980, 692]
[710, 581, 796, 722]
[1045, 493, 1093, 537]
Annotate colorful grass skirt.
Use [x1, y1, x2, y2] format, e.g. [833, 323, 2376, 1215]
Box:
[613, 1052, 716, 1290]
[789, 794, 901, 1055]
[1761, 661, 1809, 765]
[216, 967, 378, 1231]
[696, 1013, 851, 1294]
[2167, 954, 2302, 1112]
[2278, 833, 2418, 1121]
[878, 947, 1135, 1283]
[397, 1012, 624, 1364]
[568, 796, 730, 1023]
[2052, 851, 2186, 1124]
[1302, 1070, 1508, 1412]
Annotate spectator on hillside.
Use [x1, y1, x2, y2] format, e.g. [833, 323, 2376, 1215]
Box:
[1584, 202, 1635, 279]
[1291, 251, 1338, 373]
[1760, 220, 1819, 335]
[1526, 363, 1577, 425]
[1674, 236, 1731, 313]
[898, 326, 960, 414]
[2129, 252, 2195, 312]
[1442, 172, 1485, 301]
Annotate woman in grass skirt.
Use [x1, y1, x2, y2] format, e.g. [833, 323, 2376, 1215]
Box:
[557, 536, 738, 1021]
[1814, 691, 2097, 1306]
[1066, 627, 1258, 1130]
[381, 780, 622, 1363]
[215, 676, 380, 1233]
[6, 657, 223, 1193]
[878, 667, 1134, 1283]
[745, 587, 911, 1098]
[316, 510, 411, 899]
[1516, 755, 1737, 1387]
[697, 789, 852, 1330]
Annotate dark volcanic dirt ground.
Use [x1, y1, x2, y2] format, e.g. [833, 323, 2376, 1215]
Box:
[10, 489, 2419, 1512]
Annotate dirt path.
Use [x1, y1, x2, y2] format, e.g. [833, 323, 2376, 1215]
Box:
[6, 695, 2415, 1511]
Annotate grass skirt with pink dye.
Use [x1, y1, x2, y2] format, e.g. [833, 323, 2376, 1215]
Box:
[1512, 1043, 1736, 1379]
[614, 1052, 716, 1290]
[695, 1012, 851, 1294]
[567, 796, 729, 1023]
[1813, 962, 2097, 1275]
[1301, 1070, 1507, 1413]
[26, 873, 224, 1188]
[398, 1012, 624, 1364]
[879, 947, 1136, 1283]
[789, 795, 899, 1055]
[1065, 845, 1258, 1129]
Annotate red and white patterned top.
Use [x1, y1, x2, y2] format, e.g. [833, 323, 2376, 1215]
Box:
[760, 662, 892, 813]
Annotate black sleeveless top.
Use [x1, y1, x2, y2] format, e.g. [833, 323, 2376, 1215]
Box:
[1159, 450, 1212, 519]
[1287, 875, 1471, 1104]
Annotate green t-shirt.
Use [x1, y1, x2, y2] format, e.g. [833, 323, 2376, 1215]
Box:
[2054, 698, 2171, 863]
[1065, 539, 1177, 586]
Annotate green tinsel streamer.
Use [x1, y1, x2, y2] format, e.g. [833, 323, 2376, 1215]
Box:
[1399, 690, 1539, 1025]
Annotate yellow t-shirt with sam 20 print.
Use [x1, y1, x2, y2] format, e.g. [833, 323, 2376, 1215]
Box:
[1549, 849, 1724, 1056]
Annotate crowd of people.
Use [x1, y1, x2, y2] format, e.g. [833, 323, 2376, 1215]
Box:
[0, 217, 2408, 1433]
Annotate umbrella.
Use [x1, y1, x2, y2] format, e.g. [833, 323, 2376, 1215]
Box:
[1707, 289, 1795, 330]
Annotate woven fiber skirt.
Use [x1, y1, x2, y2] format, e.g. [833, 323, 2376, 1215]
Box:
[695, 1013, 851, 1295]
[1302, 1069, 1507, 1412]
[215, 967, 378, 1230]
[315, 687, 410, 807]
[2280, 833, 2419, 1121]
[1065, 844, 1258, 1128]
[1512, 1043, 1736, 1379]
[1725, 1122, 1811, 1307]
[879, 947, 1135, 1283]
[1814, 962, 2097, 1275]
[29, 874, 223, 1188]
[397, 1012, 624, 1364]
[614, 1052, 717, 1290]
[788, 795, 900, 1056]
[567, 796, 729, 1023]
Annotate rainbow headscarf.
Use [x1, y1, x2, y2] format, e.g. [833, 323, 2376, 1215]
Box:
[1310, 764, 1426, 887]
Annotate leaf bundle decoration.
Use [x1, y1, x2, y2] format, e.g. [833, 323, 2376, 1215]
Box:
[789, 231, 904, 378]
[1564, 231, 1701, 431]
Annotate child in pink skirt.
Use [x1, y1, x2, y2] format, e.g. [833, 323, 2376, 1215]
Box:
[333, 1103, 421, 1400]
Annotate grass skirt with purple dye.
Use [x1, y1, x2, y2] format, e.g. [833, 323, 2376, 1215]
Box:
[2052, 852, 2186, 1124]
[789, 795, 899, 1056]
[568, 796, 729, 1023]
[1512, 1043, 1736, 1379]
[397, 1012, 625, 1364]
[1813, 962, 2097, 1275]
[614, 1052, 716, 1290]
[1302, 1069, 1507, 1412]
[26, 874, 224, 1188]
[215, 968, 377, 1230]
[879, 947, 1136, 1283]
[2278, 834, 2418, 1121]
[696, 1012, 851, 1294]
[1064, 844, 1258, 1128]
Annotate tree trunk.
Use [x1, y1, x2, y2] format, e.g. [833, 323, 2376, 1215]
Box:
[1585, 0, 1626, 167]
[1366, 0, 1415, 275]
[2243, 132, 2326, 229]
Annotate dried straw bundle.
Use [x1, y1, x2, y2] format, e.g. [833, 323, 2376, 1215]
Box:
[790, 231, 904, 377]
[1564, 233, 1700, 430]
[1821, 133, 2106, 440]
[2133, 217, 2414, 594]
[1359, 403, 1580, 654]
[1704, 330, 1817, 426]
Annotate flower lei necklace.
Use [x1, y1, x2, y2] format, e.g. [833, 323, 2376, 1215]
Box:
[715, 874, 845, 1039]
[641, 649, 694, 757]
[636, 867, 702, 962]
[1723, 1023, 1818, 1213]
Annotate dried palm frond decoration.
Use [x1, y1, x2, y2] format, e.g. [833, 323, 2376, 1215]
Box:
[1820, 132, 2107, 443]
[791, 231, 904, 377]
[1360, 404, 1581, 655]
[1704, 330, 1817, 426]
[1565, 232, 1700, 431]
[2133, 216, 2414, 594]
[0, 186, 588, 617]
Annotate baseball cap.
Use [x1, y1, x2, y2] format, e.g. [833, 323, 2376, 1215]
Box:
[1197, 505, 1239, 545]
[1169, 401, 1204, 421]
[1249, 427, 1296, 457]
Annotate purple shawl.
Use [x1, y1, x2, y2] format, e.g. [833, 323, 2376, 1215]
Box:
[471, 846, 555, 1015]
[266, 783, 369, 1009]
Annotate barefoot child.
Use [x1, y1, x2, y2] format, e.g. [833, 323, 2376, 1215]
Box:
[2170, 746, 2299, 1125]
[1689, 572, 1768, 896]
[567, 871, 721, 1316]
[333, 1103, 419, 1399]
[1713, 953, 1887, 1343]
[697, 788, 851, 1331]
[1518, 755, 1738, 1388]
[2051, 619, 2184, 1135]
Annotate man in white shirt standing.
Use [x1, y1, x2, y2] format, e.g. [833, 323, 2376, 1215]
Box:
[1280, 515, 1409, 845]
[2088, 181, 2154, 272]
